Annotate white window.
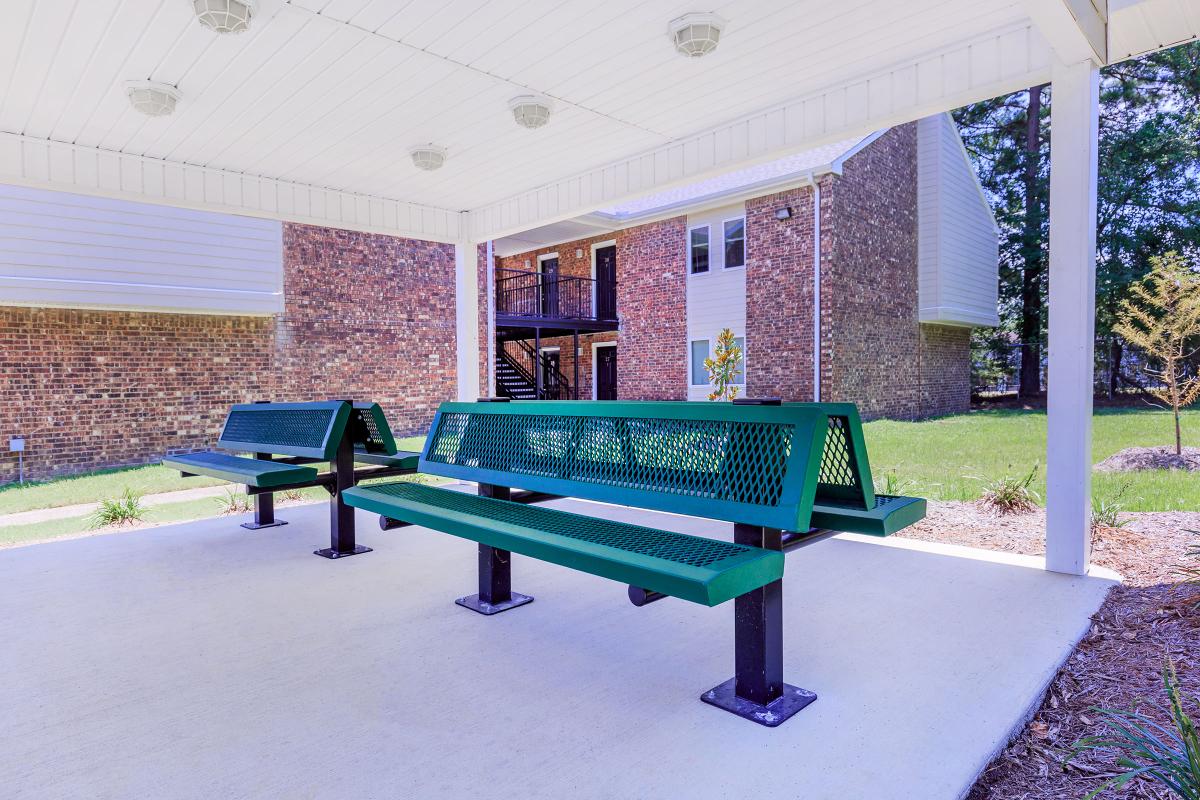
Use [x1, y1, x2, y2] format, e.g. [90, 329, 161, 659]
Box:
[690, 340, 710, 385]
[689, 225, 710, 274]
[723, 218, 745, 268]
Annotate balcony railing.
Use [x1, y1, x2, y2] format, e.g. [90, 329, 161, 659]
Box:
[495, 267, 616, 322]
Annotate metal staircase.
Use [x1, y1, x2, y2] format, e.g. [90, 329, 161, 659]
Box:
[495, 340, 571, 400]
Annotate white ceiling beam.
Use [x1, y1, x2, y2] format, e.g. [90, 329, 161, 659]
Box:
[468, 22, 1055, 242]
[1020, 0, 1109, 64]
[0, 132, 463, 244]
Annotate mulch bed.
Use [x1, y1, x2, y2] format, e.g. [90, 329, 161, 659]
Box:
[1095, 446, 1200, 473]
[897, 502, 1200, 799]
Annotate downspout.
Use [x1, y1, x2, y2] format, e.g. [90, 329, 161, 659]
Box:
[486, 239, 496, 397]
[812, 181, 822, 403]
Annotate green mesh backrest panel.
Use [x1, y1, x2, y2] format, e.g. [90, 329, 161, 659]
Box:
[419, 402, 828, 530]
[812, 413, 875, 509]
[348, 404, 397, 455]
[217, 401, 349, 459]
[366, 482, 755, 568]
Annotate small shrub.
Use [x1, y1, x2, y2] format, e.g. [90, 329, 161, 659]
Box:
[704, 328, 743, 402]
[1092, 481, 1134, 531]
[91, 488, 146, 528]
[979, 464, 1040, 514]
[278, 488, 305, 502]
[216, 487, 251, 515]
[873, 468, 913, 497]
[1071, 658, 1200, 799]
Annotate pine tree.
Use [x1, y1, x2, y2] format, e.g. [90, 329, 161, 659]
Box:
[1112, 252, 1200, 454]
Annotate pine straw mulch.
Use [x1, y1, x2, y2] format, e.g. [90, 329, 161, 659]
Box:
[1095, 446, 1200, 473]
[896, 501, 1200, 800]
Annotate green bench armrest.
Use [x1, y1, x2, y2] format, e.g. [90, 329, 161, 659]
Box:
[809, 494, 926, 537]
[352, 450, 420, 469]
[162, 452, 319, 489]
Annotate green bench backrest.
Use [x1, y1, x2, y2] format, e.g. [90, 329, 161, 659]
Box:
[349, 403, 398, 456]
[418, 400, 830, 532]
[218, 401, 351, 460]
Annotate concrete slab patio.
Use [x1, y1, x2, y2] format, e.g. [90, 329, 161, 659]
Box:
[0, 495, 1116, 800]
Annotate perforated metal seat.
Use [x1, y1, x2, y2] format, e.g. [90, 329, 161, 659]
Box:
[343, 482, 784, 606]
[162, 451, 318, 488]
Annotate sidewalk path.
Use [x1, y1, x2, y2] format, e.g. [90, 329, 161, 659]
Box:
[0, 485, 232, 528]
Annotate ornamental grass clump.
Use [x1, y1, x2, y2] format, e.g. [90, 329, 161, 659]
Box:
[216, 487, 251, 515]
[91, 488, 146, 528]
[979, 463, 1040, 514]
[1177, 531, 1200, 607]
[1072, 658, 1200, 799]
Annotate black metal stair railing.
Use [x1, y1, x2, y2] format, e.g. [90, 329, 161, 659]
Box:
[496, 339, 572, 400]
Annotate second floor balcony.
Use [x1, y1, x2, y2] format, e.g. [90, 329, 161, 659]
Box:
[495, 267, 618, 332]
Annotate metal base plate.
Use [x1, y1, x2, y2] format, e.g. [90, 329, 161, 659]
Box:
[455, 592, 534, 615]
[313, 545, 372, 559]
[241, 519, 288, 530]
[701, 678, 817, 727]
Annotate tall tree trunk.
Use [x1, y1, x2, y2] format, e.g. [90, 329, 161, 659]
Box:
[1109, 338, 1123, 398]
[1019, 84, 1047, 399]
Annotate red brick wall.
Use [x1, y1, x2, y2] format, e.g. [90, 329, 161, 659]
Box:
[0, 309, 272, 482]
[615, 217, 687, 400]
[276, 223, 457, 433]
[919, 323, 971, 416]
[0, 222, 459, 483]
[745, 184, 818, 402]
[821, 124, 923, 419]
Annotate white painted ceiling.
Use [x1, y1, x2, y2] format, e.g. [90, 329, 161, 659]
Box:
[0, 0, 1196, 231]
[0, 0, 1032, 213]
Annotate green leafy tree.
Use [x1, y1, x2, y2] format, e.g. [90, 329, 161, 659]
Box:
[1112, 252, 1200, 454]
[704, 328, 743, 402]
[954, 43, 1200, 396]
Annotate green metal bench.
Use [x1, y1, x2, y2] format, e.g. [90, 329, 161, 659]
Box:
[163, 400, 419, 558]
[343, 398, 925, 727]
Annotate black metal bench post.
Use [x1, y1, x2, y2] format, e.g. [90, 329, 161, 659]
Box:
[702, 523, 816, 727]
[241, 451, 288, 530]
[455, 482, 534, 615]
[314, 432, 371, 559]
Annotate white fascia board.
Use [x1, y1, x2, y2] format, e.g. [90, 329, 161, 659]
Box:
[919, 305, 1001, 327]
[1019, 0, 1108, 64]
[468, 21, 1054, 242]
[0, 133, 462, 244]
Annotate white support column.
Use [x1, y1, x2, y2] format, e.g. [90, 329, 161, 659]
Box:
[1045, 59, 1100, 575]
[455, 225, 480, 402]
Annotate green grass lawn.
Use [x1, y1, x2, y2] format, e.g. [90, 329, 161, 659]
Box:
[864, 407, 1200, 511]
[0, 437, 427, 518]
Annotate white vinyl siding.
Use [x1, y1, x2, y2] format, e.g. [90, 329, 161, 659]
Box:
[0, 183, 283, 315]
[686, 203, 748, 400]
[916, 113, 1000, 327]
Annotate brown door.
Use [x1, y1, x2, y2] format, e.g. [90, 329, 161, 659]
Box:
[540, 256, 559, 317]
[595, 245, 616, 320]
[596, 346, 617, 400]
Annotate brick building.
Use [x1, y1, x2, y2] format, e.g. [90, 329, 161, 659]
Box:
[1, 115, 995, 484]
[483, 115, 999, 418]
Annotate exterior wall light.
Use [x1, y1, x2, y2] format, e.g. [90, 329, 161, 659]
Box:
[669, 13, 726, 58]
[410, 145, 448, 171]
[774, 207, 792, 220]
[125, 81, 182, 117]
[509, 95, 553, 129]
[192, 0, 256, 34]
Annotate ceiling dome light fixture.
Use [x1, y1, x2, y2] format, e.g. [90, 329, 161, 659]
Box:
[410, 145, 448, 171]
[192, 0, 256, 34]
[125, 81, 182, 117]
[509, 95, 553, 129]
[668, 12, 726, 58]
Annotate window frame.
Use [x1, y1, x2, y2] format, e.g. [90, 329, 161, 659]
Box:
[688, 224, 711, 275]
[721, 216, 745, 270]
[689, 339, 711, 386]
